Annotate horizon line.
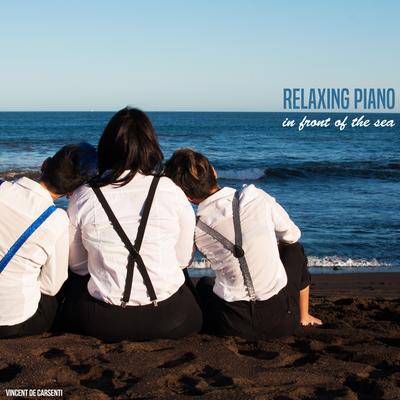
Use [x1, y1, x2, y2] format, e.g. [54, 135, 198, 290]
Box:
[0, 110, 400, 114]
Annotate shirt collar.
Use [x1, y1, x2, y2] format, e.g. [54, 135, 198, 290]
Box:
[105, 170, 146, 180]
[197, 186, 236, 213]
[16, 177, 54, 203]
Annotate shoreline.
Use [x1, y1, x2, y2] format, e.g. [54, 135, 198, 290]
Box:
[188, 267, 400, 278]
[0, 272, 399, 399]
[191, 272, 400, 300]
[309, 272, 400, 299]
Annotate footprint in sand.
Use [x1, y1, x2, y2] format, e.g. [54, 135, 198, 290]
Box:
[158, 352, 196, 369]
[0, 363, 22, 383]
[168, 365, 235, 395]
[80, 369, 139, 397]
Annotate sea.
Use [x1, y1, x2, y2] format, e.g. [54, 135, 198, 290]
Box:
[1, 111, 399, 274]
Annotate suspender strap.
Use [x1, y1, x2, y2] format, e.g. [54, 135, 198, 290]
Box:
[92, 176, 160, 307]
[196, 190, 257, 301]
[0, 205, 57, 274]
[196, 219, 238, 255]
[232, 190, 256, 301]
[134, 176, 160, 252]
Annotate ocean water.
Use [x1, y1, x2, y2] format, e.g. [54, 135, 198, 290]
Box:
[1, 111, 399, 274]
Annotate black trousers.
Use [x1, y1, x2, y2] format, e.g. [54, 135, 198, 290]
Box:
[60, 271, 203, 342]
[196, 242, 311, 340]
[0, 294, 58, 339]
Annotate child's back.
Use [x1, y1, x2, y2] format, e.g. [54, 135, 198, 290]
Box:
[195, 184, 300, 302]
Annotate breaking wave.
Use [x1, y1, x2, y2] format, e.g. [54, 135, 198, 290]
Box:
[2, 160, 399, 183]
[307, 256, 393, 268]
[217, 161, 400, 181]
[0, 168, 41, 181]
[190, 256, 394, 270]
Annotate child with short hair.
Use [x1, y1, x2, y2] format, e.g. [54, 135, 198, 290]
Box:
[165, 148, 321, 340]
[0, 143, 96, 338]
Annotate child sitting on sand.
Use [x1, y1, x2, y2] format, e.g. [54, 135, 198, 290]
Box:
[0, 143, 96, 339]
[63, 108, 202, 342]
[165, 148, 322, 340]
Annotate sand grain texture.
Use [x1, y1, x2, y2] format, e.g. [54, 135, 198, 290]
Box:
[0, 273, 399, 400]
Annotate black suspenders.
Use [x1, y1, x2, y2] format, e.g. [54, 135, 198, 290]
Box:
[196, 190, 257, 302]
[92, 175, 160, 307]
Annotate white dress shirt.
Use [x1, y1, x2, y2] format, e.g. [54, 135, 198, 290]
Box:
[195, 185, 301, 302]
[0, 178, 69, 325]
[68, 172, 196, 306]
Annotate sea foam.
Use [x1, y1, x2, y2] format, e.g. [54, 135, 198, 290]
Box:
[190, 256, 393, 269]
[307, 256, 392, 268]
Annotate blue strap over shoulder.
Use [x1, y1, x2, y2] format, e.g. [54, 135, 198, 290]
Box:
[0, 205, 57, 274]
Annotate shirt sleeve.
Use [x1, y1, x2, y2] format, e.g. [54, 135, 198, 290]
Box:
[67, 193, 89, 275]
[175, 193, 196, 268]
[39, 223, 69, 296]
[270, 197, 301, 243]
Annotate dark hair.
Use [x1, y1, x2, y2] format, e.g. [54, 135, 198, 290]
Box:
[164, 148, 218, 200]
[94, 107, 163, 187]
[41, 143, 97, 195]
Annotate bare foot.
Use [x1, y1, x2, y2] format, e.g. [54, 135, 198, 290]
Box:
[300, 314, 323, 326]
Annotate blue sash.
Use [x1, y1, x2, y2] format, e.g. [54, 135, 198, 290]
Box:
[0, 205, 57, 274]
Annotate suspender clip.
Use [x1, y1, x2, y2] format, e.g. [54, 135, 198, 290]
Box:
[152, 300, 158, 307]
[120, 300, 128, 308]
[233, 244, 245, 258]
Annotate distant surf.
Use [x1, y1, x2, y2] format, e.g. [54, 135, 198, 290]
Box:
[3, 161, 399, 182]
[218, 161, 400, 181]
[0, 168, 41, 180]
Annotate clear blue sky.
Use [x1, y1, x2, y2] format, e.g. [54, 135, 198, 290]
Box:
[0, 0, 399, 111]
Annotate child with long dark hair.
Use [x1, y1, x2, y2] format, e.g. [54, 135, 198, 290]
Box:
[64, 108, 202, 342]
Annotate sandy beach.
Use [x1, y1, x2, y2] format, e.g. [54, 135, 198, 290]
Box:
[0, 272, 398, 400]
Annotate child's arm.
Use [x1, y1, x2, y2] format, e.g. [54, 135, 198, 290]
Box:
[39, 224, 69, 295]
[175, 192, 196, 268]
[67, 191, 89, 276]
[271, 199, 301, 243]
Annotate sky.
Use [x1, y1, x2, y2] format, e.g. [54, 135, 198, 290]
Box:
[0, 0, 399, 111]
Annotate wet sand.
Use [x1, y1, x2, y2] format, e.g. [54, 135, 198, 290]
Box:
[0, 272, 399, 400]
